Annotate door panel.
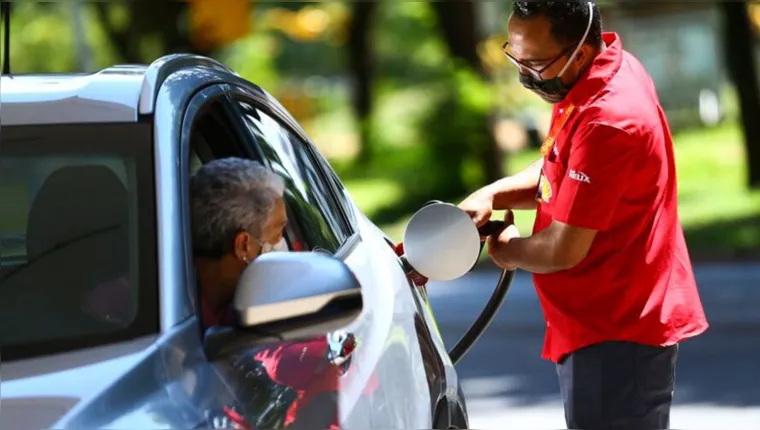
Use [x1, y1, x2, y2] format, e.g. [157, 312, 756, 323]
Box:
[178, 84, 288, 429]
[195, 93, 357, 429]
[339, 218, 433, 429]
[222, 91, 433, 428]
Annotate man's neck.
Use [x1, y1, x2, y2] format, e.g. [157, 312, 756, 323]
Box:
[195, 259, 235, 312]
[581, 42, 606, 73]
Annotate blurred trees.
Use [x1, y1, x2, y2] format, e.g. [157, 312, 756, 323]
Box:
[94, 1, 202, 63]
[347, 1, 377, 165]
[721, 2, 760, 188]
[13, 1, 759, 205]
[345, 0, 502, 209]
[429, 1, 502, 188]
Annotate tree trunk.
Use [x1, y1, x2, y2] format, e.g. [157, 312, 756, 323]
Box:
[429, 0, 482, 73]
[721, 2, 760, 188]
[347, 1, 377, 166]
[429, 0, 502, 184]
[94, 0, 211, 64]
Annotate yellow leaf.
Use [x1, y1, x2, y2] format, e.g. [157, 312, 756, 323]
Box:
[189, 0, 253, 50]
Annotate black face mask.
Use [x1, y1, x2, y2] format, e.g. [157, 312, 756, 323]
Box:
[514, 1, 595, 104]
[519, 73, 573, 104]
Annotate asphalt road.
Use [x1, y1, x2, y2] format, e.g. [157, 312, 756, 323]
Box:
[428, 264, 760, 429]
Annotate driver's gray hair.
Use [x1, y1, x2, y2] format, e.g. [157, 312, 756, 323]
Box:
[190, 158, 285, 258]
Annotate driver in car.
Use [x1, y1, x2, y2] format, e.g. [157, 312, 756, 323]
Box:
[190, 157, 288, 329]
[190, 157, 370, 430]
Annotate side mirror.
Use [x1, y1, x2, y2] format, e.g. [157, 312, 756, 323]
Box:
[205, 252, 362, 360]
[235, 251, 362, 331]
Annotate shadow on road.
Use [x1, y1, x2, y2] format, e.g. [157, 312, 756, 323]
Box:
[428, 264, 760, 409]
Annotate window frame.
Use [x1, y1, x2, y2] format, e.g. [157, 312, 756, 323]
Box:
[0, 122, 160, 361]
[234, 101, 346, 252]
[179, 85, 258, 328]
[227, 89, 360, 258]
[177, 84, 363, 335]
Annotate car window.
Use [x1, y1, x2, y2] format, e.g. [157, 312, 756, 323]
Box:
[321, 156, 359, 228]
[0, 123, 159, 361]
[236, 101, 350, 254]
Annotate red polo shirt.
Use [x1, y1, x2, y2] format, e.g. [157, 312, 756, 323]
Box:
[533, 32, 708, 363]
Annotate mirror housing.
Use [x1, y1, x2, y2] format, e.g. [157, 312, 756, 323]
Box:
[205, 252, 363, 360]
[234, 251, 363, 328]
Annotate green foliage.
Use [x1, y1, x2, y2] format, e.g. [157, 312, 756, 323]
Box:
[373, 1, 451, 85]
[348, 121, 760, 261]
[219, 34, 280, 91]
[331, 2, 501, 216]
[8, 3, 75, 73]
[6, 3, 123, 73]
[412, 63, 495, 200]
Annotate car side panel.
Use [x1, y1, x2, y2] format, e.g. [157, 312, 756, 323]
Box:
[153, 66, 274, 332]
[347, 204, 468, 429]
[339, 215, 432, 428]
[1, 320, 236, 430]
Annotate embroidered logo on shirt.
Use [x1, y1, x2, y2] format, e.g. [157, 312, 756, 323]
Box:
[569, 169, 591, 184]
[537, 173, 553, 203]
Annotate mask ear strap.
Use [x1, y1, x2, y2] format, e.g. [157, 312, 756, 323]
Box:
[557, 1, 594, 77]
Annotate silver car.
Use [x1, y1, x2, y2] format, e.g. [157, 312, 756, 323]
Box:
[0, 55, 474, 429]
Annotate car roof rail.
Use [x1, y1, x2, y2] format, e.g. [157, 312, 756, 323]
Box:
[137, 53, 238, 115]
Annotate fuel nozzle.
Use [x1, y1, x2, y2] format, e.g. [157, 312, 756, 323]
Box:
[477, 220, 506, 238]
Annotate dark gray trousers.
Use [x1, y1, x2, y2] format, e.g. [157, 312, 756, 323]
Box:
[556, 341, 678, 430]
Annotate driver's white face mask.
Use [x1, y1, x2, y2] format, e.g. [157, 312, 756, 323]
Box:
[260, 237, 288, 255]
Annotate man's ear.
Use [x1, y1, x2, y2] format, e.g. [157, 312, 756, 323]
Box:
[575, 44, 593, 67]
[233, 231, 251, 261]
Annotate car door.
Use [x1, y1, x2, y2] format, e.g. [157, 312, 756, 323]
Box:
[177, 85, 350, 430]
[315, 146, 463, 428]
[227, 89, 435, 429]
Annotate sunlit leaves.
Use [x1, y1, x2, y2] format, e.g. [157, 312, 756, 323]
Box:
[8, 3, 75, 73]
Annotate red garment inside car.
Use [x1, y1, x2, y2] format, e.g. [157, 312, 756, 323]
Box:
[254, 338, 380, 428]
[201, 297, 379, 427]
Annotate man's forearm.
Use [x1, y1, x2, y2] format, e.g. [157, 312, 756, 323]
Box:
[499, 231, 563, 274]
[494, 221, 595, 274]
[484, 158, 543, 210]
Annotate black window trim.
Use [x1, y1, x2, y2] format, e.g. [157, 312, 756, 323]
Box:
[231, 88, 355, 229]
[178, 84, 257, 330]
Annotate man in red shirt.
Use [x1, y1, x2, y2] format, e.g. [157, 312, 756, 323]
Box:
[460, 2, 708, 429]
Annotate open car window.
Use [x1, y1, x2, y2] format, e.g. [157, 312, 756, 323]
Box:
[235, 101, 351, 254]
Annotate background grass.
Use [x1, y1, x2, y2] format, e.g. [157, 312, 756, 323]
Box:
[344, 120, 760, 261]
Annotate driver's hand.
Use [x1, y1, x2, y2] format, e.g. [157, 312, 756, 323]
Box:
[458, 191, 494, 228]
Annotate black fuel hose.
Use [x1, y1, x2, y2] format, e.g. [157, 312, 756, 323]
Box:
[418, 201, 517, 365]
[448, 267, 515, 365]
[447, 220, 516, 365]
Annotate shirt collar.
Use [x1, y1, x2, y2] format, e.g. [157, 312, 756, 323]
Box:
[560, 32, 624, 108]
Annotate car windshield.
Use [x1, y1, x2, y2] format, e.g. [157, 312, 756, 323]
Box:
[0, 123, 159, 361]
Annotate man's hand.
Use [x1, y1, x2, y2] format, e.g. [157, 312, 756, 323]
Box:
[487, 213, 520, 270]
[458, 190, 494, 228]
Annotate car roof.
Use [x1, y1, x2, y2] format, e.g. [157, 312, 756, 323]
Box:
[0, 55, 237, 126]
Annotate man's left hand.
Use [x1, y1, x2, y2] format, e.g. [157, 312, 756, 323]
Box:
[487, 223, 521, 270]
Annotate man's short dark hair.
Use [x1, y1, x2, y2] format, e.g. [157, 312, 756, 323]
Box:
[512, 1, 603, 48]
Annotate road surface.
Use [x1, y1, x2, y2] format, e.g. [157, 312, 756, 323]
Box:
[428, 263, 760, 429]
